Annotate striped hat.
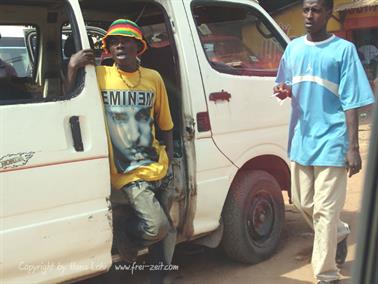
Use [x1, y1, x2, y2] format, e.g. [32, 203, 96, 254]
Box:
[102, 19, 147, 56]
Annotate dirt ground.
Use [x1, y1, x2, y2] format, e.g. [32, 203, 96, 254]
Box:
[84, 120, 372, 284]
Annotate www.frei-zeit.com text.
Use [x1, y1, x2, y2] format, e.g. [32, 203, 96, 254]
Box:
[18, 261, 179, 275]
[115, 262, 179, 275]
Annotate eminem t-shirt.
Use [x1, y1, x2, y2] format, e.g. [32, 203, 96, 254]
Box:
[96, 65, 173, 189]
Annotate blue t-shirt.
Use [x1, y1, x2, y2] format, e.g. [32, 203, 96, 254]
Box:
[276, 35, 375, 167]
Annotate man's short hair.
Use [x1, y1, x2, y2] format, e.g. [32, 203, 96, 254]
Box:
[303, 0, 334, 11]
[323, 0, 333, 11]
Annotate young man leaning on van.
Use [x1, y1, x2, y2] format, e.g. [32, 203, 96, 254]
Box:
[65, 19, 176, 284]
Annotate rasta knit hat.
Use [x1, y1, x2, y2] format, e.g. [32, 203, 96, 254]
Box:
[102, 19, 148, 56]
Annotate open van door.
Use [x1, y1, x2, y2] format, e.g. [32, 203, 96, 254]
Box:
[0, 1, 112, 283]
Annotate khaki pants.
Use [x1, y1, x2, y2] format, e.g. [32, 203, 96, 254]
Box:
[291, 162, 350, 282]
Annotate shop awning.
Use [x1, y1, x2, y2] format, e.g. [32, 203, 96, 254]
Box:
[335, 0, 378, 12]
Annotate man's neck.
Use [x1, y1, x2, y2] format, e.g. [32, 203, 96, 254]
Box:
[307, 30, 331, 42]
[117, 62, 138, 73]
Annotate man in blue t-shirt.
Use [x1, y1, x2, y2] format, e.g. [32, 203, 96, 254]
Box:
[274, 1, 375, 283]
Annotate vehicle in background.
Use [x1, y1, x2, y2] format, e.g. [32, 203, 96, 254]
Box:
[0, 26, 32, 77]
[0, 25, 105, 80]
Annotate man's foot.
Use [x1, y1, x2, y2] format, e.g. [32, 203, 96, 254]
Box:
[295, 246, 312, 262]
[116, 228, 139, 263]
[317, 280, 340, 284]
[336, 236, 348, 266]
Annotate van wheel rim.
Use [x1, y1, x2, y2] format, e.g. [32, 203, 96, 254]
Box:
[247, 192, 274, 244]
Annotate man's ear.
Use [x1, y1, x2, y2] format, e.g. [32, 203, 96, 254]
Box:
[137, 41, 144, 52]
[326, 8, 333, 20]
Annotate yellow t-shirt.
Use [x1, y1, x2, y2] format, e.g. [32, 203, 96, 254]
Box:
[96, 65, 173, 190]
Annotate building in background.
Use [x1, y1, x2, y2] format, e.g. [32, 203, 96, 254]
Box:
[335, 0, 378, 98]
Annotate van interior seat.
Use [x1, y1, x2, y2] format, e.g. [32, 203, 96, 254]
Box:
[0, 77, 34, 101]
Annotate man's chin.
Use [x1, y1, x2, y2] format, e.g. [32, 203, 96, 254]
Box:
[305, 26, 313, 34]
[112, 57, 129, 67]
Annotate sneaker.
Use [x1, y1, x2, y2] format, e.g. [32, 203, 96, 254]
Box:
[116, 228, 139, 263]
[336, 236, 348, 265]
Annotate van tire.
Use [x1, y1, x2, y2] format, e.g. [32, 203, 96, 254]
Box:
[221, 170, 284, 264]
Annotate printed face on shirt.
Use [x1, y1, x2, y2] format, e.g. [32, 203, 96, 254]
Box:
[302, 0, 332, 35]
[107, 106, 153, 161]
[102, 89, 157, 172]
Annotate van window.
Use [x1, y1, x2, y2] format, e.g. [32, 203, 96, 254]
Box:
[0, 25, 40, 102]
[0, 25, 35, 78]
[0, 0, 83, 105]
[192, 2, 285, 76]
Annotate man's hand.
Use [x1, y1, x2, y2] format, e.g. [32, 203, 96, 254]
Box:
[345, 148, 362, 177]
[345, 108, 361, 178]
[68, 49, 95, 70]
[273, 83, 292, 100]
[64, 49, 95, 94]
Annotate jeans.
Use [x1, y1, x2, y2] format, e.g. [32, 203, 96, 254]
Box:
[121, 180, 177, 283]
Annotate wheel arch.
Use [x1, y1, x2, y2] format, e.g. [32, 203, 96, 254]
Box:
[238, 155, 291, 192]
[233, 142, 291, 192]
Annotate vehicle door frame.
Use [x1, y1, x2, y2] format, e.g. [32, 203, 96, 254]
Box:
[353, 106, 378, 284]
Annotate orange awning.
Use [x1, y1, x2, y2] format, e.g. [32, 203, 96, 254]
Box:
[335, 0, 378, 12]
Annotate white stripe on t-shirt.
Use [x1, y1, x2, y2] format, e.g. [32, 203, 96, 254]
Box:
[292, 75, 339, 97]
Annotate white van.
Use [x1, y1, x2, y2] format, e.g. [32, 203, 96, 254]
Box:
[0, 0, 291, 283]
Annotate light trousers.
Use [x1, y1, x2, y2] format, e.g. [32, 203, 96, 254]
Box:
[291, 162, 350, 282]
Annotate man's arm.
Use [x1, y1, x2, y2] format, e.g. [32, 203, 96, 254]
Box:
[345, 108, 362, 177]
[64, 49, 95, 94]
[161, 129, 174, 166]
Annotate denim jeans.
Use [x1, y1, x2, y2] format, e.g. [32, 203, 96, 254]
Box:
[121, 180, 177, 283]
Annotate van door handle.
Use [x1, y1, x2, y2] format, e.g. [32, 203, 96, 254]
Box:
[69, 116, 84, 152]
[209, 90, 231, 102]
